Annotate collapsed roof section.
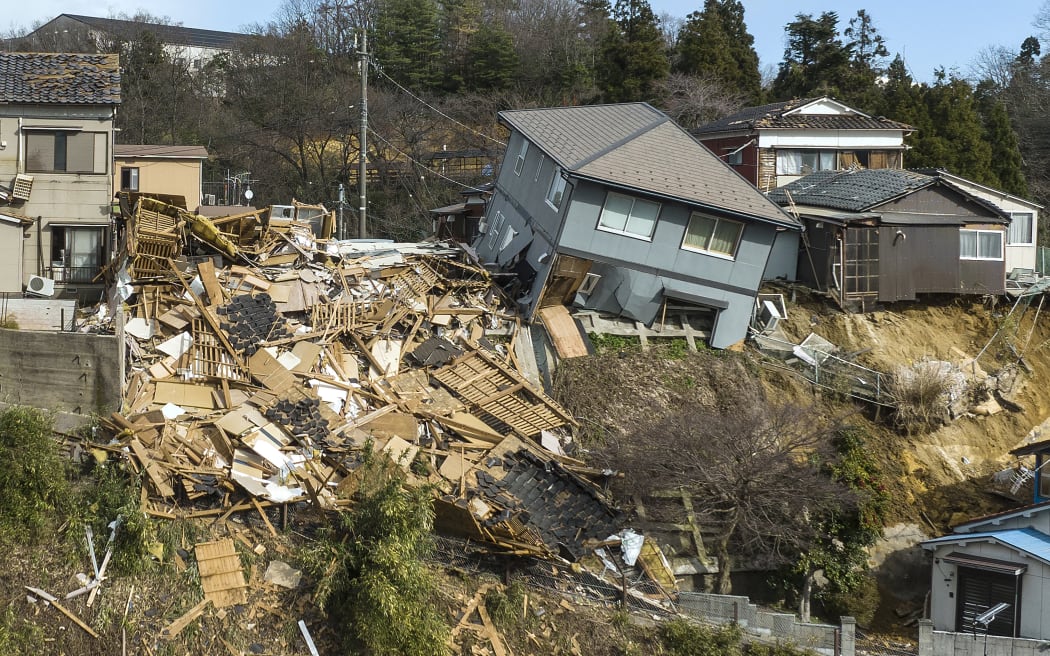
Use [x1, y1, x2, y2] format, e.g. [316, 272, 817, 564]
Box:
[85, 196, 675, 600]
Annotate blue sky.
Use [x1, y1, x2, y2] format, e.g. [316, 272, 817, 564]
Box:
[3, 0, 1046, 84]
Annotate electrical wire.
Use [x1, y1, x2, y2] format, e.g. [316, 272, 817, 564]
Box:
[370, 60, 507, 146]
[368, 128, 493, 191]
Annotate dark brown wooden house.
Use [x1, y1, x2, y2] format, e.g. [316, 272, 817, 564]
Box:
[430, 183, 493, 243]
[768, 169, 1010, 311]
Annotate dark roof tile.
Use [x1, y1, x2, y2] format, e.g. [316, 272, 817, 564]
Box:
[0, 52, 120, 105]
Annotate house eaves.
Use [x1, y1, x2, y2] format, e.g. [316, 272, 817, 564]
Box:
[952, 497, 1050, 532]
[920, 527, 1050, 568]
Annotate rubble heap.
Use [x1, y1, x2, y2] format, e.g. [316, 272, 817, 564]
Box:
[83, 196, 675, 603]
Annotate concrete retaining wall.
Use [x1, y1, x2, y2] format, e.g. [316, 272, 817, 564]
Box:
[921, 620, 1050, 656]
[0, 328, 120, 415]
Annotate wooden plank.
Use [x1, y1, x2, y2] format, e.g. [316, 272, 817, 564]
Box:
[196, 259, 225, 307]
[537, 305, 589, 358]
[635, 322, 650, 351]
[25, 586, 100, 639]
[161, 598, 211, 639]
[251, 497, 279, 538]
[129, 439, 176, 498]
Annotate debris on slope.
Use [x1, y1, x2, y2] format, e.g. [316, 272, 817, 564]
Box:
[80, 196, 675, 606]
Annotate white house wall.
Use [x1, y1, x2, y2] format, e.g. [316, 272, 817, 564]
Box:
[944, 182, 1039, 274]
[0, 105, 113, 287]
[758, 130, 905, 149]
[928, 541, 1050, 640]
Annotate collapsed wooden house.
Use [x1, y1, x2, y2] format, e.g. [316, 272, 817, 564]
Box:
[88, 196, 676, 603]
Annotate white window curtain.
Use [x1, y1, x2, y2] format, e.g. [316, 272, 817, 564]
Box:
[979, 231, 1002, 259]
[960, 230, 977, 258]
[776, 150, 802, 175]
[1009, 213, 1034, 245]
[68, 227, 103, 280]
[626, 199, 659, 237]
[598, 194, 633, 232]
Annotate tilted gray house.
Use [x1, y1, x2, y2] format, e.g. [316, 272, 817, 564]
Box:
[474, 103, 800, 349]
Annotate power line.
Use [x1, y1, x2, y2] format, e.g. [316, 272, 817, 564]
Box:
[368, 128, 494, 191]
[370, 60, 507, 147]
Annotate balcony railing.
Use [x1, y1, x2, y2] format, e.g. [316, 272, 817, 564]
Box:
[46, 265, 100, 284]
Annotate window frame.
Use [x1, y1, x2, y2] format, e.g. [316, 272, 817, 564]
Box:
[1008, 212, 1035, 246]
[546, 169, 566, 210]
[24, 129, 107, 174]
[775, 149, 838, 176]
[120, 166, 140, 191]
[960, 228, 1004, 261]
[513, 139, 528, 176]
[596, 191, 660, 241]
[681, 211, 745, 259]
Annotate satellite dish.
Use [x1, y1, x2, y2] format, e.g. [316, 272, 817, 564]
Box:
[244, 188, 254, 201]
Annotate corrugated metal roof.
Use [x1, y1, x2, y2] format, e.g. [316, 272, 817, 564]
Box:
[114, 144, 209, 159]
[921, 527, 1050, 566]
[0, 52, 120, 105]
[500, 103, 798, 228]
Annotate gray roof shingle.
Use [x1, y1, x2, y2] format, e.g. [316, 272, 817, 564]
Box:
[0, 52, 120, 105]
[61, 14, 245, 50]
[114, 144, 208, 158]
[499, 103, 797, 227]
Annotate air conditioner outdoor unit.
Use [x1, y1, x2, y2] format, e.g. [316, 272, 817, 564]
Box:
[26, 275, 55, 297]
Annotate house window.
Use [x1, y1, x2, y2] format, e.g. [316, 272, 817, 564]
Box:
[597, 192, 659, 240]
[578, 273, 601, 295]
[513, 140, 528, 175]
[682, 212, 744, 258]
[50, 225, 107, 283]
[1008, 213, 1034, 246]
[725, 148, 743, 165]
[26, 131, 107, 174]
[775, 149, 836, 176]
[546, 169, 566, 209]
[534, 154, 545, 181]
[120, 167, 140, 191]
[486, 211, 505, 249]
[960, 229, 1004, 260]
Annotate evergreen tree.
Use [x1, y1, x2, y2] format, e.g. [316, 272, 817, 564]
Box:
[463, 23, 519, 92]
[597, 0, 669, 102]
[771, 12, 851, 100]
[841, 9, 889, 108]
[673, 0, 760, 102]
[373, 0, 443, 92]
[976, 80, 1027, 195]
[909, 70, 995, 185]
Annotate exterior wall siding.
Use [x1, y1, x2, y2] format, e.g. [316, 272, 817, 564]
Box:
[115, 157, 203, 207]
[0, 105, 114, 293]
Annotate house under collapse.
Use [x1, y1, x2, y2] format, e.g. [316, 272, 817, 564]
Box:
[81, 194, 678, 606]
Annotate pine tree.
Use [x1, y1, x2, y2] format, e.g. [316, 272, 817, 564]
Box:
[673, 0, 760, 103]
[771, 12, 851, 100]
[464, 23, 519, 92]
[976, 81, 1027, 195]
[841, 9, 889, 108]
[373, 0, 443, 92]
[597, 0, 670, 102]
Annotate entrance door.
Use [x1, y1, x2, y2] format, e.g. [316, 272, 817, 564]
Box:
[955, 567, 1020, 637]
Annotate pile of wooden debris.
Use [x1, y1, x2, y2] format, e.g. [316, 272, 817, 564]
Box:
[81, 197, 676, 607]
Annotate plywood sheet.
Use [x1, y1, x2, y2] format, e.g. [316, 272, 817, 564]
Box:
[537, 305, 589, 358]
[153, 381, 217, 409]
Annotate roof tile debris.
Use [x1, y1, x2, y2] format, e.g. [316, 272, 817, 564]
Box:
[0, 52, 120, 105]
[75, 193, 674, 606]
[693, 96, 912, 134]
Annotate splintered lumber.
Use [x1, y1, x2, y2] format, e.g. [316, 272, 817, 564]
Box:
[161, 598, 212, 639]
[129, 438, 176, 498]
[25, 586, 100, 639]
[536, 305, 589, 358]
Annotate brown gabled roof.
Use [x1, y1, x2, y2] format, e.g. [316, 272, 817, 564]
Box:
[115, 144, 209, 159]
[693, 96, 911, 135]
[0, 52, 120, 105]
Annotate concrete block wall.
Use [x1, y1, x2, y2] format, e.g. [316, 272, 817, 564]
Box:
[922, 620, 1050, 656]
[0, 328, 120, 415]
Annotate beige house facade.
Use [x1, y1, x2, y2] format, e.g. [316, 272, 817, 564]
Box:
[0, 52, 120, 301]
[114, 144, 208, 208]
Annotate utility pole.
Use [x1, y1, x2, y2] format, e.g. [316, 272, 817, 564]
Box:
[338, 182, 345, 239]
[357, 30, 368, 239]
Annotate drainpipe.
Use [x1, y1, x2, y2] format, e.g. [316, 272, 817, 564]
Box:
[16, 117, 22, 173]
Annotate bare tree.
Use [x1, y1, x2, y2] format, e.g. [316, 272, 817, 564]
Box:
[654, 72, 746, 129]
[611, 395, 854, 595]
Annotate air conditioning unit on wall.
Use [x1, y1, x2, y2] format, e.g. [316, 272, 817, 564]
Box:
[26, 275, 55, 297]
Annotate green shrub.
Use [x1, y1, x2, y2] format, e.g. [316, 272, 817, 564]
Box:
[819, 571, 880, 627]
[485, 581, 526, 630]
[0, 406, 72, 542]
[748, 643, 819, 655]
[660, 618, 743, 656]
[84, 463, 155, 575]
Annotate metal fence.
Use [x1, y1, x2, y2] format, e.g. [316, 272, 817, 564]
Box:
[753, 333, 893, 407]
